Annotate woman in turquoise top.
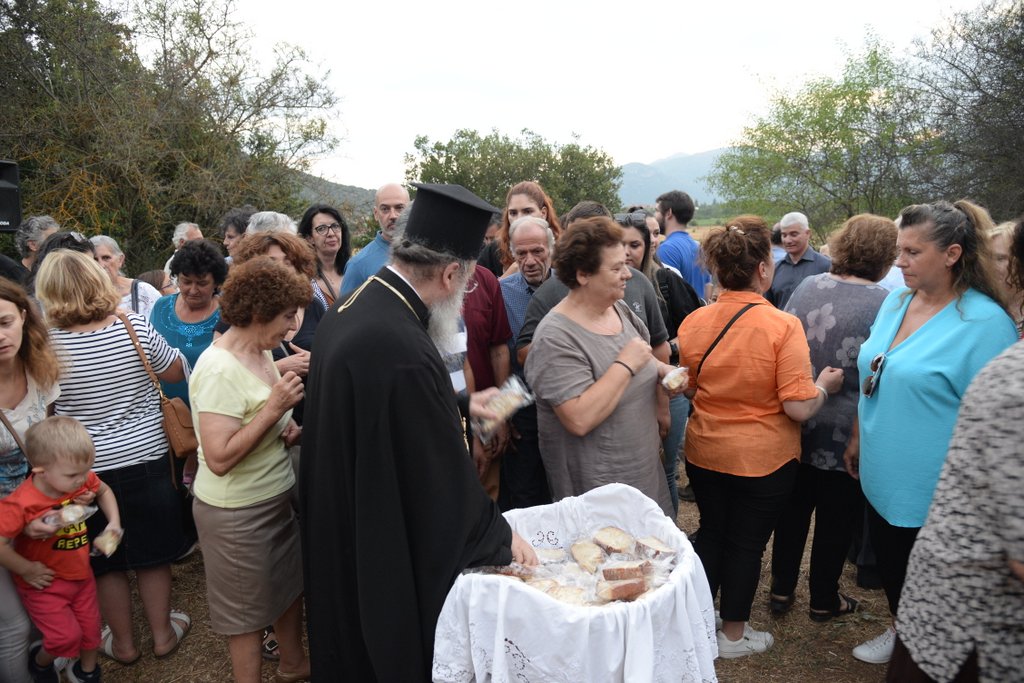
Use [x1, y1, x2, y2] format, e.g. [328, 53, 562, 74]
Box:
[843, 200, 1018, 666]
[151, 240, 228, 406]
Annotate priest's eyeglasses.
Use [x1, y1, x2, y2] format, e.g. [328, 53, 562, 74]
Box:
[861, 353, 886, 397]
[313, 222, 343, 235]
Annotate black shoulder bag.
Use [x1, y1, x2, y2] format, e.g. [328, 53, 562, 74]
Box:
[689, 302, 758, 416]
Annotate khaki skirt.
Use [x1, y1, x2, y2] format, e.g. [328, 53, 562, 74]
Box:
[193, 488, 303, 635]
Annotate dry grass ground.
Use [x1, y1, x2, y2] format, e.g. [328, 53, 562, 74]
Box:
[98, 477, 889, 682]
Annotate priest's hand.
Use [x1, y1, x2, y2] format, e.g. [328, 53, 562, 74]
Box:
[281, 419, 302, 448]
[510, 532, 538, 566]
[269, 371, 304, 414]
[468, 387, 502, 422]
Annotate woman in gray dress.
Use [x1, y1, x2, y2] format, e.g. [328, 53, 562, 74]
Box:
[769, 214, 897, 621]
[525, 217, 676, 517]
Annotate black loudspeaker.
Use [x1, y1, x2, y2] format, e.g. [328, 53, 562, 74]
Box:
[0, 161, 21, 233]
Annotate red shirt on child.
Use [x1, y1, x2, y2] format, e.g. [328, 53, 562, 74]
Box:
[0, 471, 102, 588]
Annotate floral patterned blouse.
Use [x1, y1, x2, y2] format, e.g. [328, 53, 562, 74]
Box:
[784, 273, 889, 471]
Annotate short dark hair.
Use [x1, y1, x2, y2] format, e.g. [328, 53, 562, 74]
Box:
[552, 217, 624, 289]
[219, 257, 312, 327]
[828, 214, 897, 282]
[702, 215, 770, 290]
[297, 203, 352, 273]
[169, 239, 229, 285]
[656, 191, 695, 225]
[219, 206, 257, 237]
[563, 201, 611, 228]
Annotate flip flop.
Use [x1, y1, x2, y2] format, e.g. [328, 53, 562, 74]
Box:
[154, 610, 192, 658]
[98, 625, 141, 666]
[809, 593, 860, 622]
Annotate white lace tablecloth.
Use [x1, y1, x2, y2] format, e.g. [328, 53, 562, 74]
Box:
[432, 483, 718, 682]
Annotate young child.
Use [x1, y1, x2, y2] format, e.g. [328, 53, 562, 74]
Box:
[0, 416, 121, 683]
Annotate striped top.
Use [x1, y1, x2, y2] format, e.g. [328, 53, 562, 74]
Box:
[51, 314, 181, 472]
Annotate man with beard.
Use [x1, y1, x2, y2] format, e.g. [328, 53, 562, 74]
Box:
[300, 183, 537, 682]
[340, 182, 410, 297]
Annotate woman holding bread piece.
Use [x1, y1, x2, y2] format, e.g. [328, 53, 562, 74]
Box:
[189, 257, 311, 683]
[525, 217, 679, 518]
[677, 216, 843, 658]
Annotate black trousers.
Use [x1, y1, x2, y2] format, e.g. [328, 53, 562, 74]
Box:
[686, 459, 798, 622]
[498, 405, 552, 511]
[866, 502, 920, 615]
[770, 463, 862, 611]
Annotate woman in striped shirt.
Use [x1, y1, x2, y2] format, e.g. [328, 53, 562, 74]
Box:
[36, 250, 193, 666]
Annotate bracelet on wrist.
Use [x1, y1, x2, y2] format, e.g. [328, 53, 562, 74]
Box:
[815, 384, 828, 401]
[613, 360, 635, 377]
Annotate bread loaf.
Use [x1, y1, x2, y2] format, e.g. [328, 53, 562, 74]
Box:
[92, 528, 121, 557]
[593, 527, 634, 554]
[601, 560, 650, 581]
[635, 536, 676, 558]
[596, 578, 646, 602]
[535, 548, 568, 564]
[547, 585, 588, 605]
[571, 541, 604, 574]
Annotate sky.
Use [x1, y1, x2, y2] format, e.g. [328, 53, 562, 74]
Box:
[236, 0, 985, 191]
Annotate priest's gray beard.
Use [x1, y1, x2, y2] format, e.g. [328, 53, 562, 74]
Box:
[428, 273, 469, 355]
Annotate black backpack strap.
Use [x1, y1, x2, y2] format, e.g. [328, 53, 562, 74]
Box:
[696, 303, 757, 378]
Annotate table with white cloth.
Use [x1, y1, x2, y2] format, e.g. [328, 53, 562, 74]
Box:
[433, 483, 718, 683]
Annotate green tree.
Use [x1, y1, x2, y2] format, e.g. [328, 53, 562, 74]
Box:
[913, 0, 1024, 219]
[0, 0, 337, 269]
[404, 129, 622, 215]
[706, 43, 937, 235]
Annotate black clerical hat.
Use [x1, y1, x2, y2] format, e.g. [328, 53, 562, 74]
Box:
[405, 183, 499, 259]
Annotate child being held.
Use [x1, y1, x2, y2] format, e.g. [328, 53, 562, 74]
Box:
[0, 416, 121, 683]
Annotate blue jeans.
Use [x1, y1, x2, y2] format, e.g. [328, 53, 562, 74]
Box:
[661, 394, 689, 516]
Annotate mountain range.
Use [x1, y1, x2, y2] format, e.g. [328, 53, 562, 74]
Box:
[296, 148, 727, 216]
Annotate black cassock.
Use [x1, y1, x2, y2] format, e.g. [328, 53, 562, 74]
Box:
[300, 266, 513, 682]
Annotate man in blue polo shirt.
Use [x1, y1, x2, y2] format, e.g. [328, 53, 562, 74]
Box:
[340, 182, 410, 297]
[765, 211, 831, 308]
[655, 190, 711, 296]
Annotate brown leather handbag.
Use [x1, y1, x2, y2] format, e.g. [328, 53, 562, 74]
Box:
[118, 314, 198, 459]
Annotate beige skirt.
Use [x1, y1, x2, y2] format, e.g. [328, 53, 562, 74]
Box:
[193, 488, 303, 635]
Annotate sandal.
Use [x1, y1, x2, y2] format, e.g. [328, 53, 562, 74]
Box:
[154, 610, 192, 658]
[262, 626, 281, 661]
[98, 625, 141, 666]
[809, 592, 860, 622]
[769, 592, 795, 616]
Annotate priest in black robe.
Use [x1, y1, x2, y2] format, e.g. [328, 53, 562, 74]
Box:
[300, 183, 537, 682]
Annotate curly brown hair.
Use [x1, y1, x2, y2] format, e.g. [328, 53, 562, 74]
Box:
[233, 232, 317, 279]
[219, 257, 312, 327]
[828, 214, 898, 281]
[702, 215, 770, 290]
[552, 217, 623, 289]
[0, 279, 60, 390]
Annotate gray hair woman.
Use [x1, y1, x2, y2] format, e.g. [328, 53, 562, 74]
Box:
[89, 235, 162, 319]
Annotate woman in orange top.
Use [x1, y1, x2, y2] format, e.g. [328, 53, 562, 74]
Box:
[678, 216, 842, 659]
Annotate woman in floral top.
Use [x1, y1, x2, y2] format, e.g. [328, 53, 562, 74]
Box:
[769, 214, 897, 622]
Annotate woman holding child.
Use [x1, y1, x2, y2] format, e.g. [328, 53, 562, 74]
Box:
[0, 278, 61, 683]
[35, 250, 193, 668]
[190, 257, 311, 683]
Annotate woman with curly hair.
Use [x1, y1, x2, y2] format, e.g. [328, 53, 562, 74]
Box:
[477, 181, 562, 278]
[0, 278, 62, 683]
[151, 240, 229, 406]
[189, 257, 311, 683]
[987, 219, 1024, 330]
[769, 214, 897, 624]
[297, 204, 351, 308]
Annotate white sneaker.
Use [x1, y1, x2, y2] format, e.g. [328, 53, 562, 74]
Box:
[716, 624, 775, 658]
[852, 626, 896, 664]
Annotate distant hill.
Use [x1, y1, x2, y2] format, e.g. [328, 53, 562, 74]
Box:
[619, 148, 726, 207]
[295, 171, 375, 217]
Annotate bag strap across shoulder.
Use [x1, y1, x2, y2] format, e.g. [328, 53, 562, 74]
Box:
[0, 409, 27, 455]
[696, 302, 758, 379]
[117, 312, 166, 399]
